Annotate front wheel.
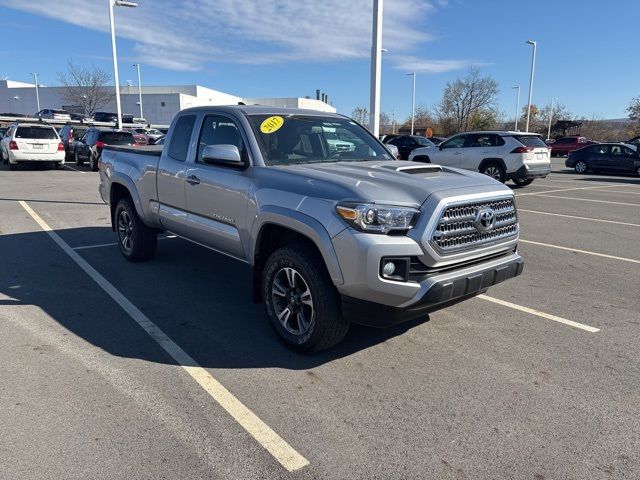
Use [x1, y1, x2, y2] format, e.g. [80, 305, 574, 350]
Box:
[513, 178, 534, 187]
[481, 163, 506, 183]
[114, 198, 157, 262]
[574, 161, 588, 174]
[263, 245, 349, 352]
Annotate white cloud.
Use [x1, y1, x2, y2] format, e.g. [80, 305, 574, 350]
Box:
[0, 0, 475, 73]
[392, 56, 491, 73]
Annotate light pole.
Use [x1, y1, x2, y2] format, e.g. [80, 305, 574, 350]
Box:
[547, 97, 557, 141]
[30, 72, 40, 112]
[512, 85, 520, 131]
[109, 0, 138, 130]
[369, 0, 383, 136]
[133, 63, 143, 119]
[406, 72, 416, 135]
[525, 40, 537, 132]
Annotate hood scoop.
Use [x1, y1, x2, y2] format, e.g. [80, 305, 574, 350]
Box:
[378, 164, 442, 175]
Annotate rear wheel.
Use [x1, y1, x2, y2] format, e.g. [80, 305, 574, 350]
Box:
[74, 150, 84, 167]
[89, 153, 98, 172]
[513, 178, 534, 187]
[114, 197, 157, 262]
[55, 162, 64, 170]
[480, 162, 506, 183]
[263, 245, 349, 352]
[574, 160, 588, 174]
[8, 161, 17, 171]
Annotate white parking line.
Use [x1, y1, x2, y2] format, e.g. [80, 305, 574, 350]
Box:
[520, 239, 640, 264]
[527, 194, 640, 207]
[63, 164, 86, 174]
[518, 209, 640, 227]
[544, 177, 640, 188]
[478, 295, 600, 333]
[516, 185, 620, 196]
[18, 201, 309, 472]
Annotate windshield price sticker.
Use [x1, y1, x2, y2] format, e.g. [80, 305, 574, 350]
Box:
[260, 116, 284, 134]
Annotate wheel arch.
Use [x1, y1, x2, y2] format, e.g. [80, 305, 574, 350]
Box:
[108, 177, 144, 231]
[250, 208, 344, 302]
[478, 157, 507, 173]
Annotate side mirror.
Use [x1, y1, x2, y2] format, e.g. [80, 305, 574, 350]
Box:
[202, 144, 243, 167]
[439, 144, 444, 150]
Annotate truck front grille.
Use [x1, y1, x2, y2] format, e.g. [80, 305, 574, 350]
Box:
[430, 198, 518, 254]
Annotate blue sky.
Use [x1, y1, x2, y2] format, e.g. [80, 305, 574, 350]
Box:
[0, 0, 636, 122]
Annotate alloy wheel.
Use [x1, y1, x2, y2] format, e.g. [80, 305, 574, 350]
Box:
[117, 210, 134, 253]
[575, 161, 587, 174]
[271, 267, 314, 336]
[484, 166, 502, 180]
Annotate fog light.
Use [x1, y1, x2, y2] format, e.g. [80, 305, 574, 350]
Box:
[382, 261, 396, 277]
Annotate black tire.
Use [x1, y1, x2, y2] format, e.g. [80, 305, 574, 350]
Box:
[55, 162, 64, 170]
[8, 161, 17, 171]
[574, 160, 588, 174]
[89, 153, 99, 172]
[480, 162, 506, 183]
[636, 166, 640, 177]
[412, 155, 431, 163]
[114, 197, 157, 262]
[262, 244, 349, 353]
[74, 150, 84, 167]
[513, 178, 534, 187]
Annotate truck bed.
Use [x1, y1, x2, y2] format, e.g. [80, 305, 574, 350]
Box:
[103, 145, 162, 157]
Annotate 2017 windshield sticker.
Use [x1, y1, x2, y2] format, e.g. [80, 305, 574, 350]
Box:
[260, 116, 284, 134]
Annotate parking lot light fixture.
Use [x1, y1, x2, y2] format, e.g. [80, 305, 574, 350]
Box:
[525, 40, 537, 133]
[30, 73, 40, 112]
[406, 72, 416, 135]
[512, 85, 520, 131]
[109, 0, 138, 130]
[133, 63, 143, 119]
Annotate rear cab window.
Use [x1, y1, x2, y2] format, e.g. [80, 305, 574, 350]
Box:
[514, 135, 548, 148]
[15, 126, 58, 139]
[168, 114, 197, 162]
[99, 132, 134, 145]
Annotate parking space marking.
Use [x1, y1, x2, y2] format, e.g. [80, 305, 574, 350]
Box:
[478, 295, 600, 333]
[520, 239, 640, 264]
[528, 194, 640, 207]
[544, 177, 640, 188]
[519, 209, 640, 227]
[18, 200, 309, 473]
[516, 185, 620, 196]
[63, 165, 86, 174]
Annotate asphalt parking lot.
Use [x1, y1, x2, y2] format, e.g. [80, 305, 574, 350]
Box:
[1, 157, 639, 479]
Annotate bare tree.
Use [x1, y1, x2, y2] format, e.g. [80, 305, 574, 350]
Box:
[57, 62, 115, 114]
[351, 107, 369, 125]
[437, 67, 498, 133]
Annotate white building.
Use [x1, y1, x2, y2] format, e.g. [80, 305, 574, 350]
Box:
[0, 80, 335, 125]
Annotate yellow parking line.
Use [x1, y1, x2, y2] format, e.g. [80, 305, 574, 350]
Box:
[18, 200, 309, 472]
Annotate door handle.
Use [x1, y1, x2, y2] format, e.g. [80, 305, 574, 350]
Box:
[186, 175, 201, 185]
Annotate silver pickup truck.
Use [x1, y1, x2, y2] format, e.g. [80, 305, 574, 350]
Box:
[99, 105, 523, 352]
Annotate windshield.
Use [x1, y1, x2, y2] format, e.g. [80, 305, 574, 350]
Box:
[15, 126, 58, 139]
[247, 114, 393, 165]
[414, 136, 435, 146]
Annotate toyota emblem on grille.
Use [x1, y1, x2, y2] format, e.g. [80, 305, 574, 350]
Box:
[475, 208, 496, 232]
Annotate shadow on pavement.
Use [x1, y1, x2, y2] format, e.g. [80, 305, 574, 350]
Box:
[551, 170, 640, 184]
[0, 226, 428, 371]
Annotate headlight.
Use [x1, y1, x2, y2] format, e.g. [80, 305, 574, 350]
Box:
[336, 203, 420, 233]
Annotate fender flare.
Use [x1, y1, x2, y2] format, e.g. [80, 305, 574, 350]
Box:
[250, 206, 344, 287]
[108, 174, 145, 228]
[478, 157, 507, 173]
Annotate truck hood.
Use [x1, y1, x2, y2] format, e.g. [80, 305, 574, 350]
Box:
[267, 160, 511, 207]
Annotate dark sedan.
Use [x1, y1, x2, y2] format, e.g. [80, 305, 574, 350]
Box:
[566, 143, 640, 176]
[384, 135, 435, 160]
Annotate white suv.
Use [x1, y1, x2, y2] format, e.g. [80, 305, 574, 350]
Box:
[408, 131, 551, 186]
[1, 123, 66, 170]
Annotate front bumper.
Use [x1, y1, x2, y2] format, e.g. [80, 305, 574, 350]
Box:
[507, 163, 551, 180]
[342, 251, 524, 327]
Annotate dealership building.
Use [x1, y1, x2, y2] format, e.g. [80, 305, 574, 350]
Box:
[0, 80, 336, 125]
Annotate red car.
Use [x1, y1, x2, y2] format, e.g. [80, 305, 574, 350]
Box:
[550, 136, 597, 157]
